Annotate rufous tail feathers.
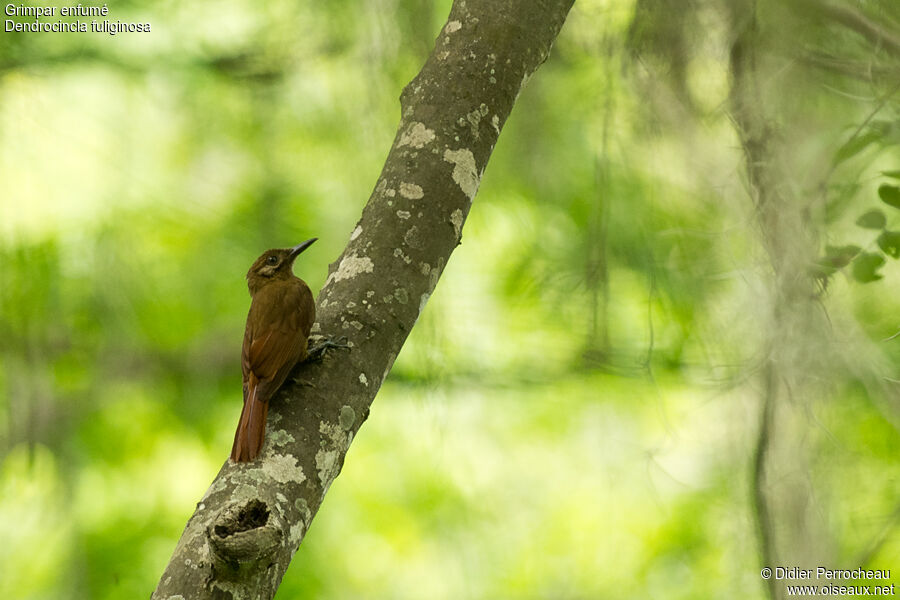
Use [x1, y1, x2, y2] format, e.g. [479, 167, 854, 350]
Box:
[230, 377, 267, 462]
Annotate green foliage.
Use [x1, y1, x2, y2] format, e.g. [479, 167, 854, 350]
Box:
[856, 209, 886, 229]
[1, 0, 899, 599]
[852, 252, 886, 283]
[880, 184, 900, 209]
[833, 121, 900, 168]
[877, 230, 900, 258]
[818, 245, 861, 276]
[819, 172, 900, 284]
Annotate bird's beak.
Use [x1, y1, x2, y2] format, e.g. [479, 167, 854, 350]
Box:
[289, 238, 318, 260]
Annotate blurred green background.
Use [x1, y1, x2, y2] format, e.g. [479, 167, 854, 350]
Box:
[1, 0, 899, 598]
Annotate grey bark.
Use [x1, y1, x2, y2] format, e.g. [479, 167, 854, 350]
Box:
[152, 1, 574, 598]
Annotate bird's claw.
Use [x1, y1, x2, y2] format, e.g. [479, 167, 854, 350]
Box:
[307, 335, 351, 361]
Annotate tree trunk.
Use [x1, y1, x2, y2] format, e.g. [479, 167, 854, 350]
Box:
[728, 2, 835, 598]
[152, 1, 574, 598]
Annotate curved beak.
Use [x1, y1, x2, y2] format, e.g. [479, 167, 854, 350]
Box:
[288, 238, 318, 260]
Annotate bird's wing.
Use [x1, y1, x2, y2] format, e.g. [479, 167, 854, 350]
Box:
[298, 280, 316, 340]
[242, 283, 310, 384]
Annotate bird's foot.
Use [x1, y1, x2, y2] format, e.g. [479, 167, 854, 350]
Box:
[307, 335, 351, 362]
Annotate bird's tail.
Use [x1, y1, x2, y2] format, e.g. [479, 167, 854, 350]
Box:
[230, 377, 268, 462]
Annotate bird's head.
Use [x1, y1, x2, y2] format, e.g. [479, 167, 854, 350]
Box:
[247, 238, 317, 294]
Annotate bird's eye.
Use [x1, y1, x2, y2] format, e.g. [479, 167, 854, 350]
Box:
[266, 255, 279, 266]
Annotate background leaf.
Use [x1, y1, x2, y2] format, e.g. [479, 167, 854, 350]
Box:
[833, 130, 883, 166]
[852, 252, 886, 283]
[877, 231, 900, 258]
[856, 209, 886, 229]
[879, 184, 900, 209]
[819, 244, 862, 272]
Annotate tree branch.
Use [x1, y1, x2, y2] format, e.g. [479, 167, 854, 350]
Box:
[811, 0, 900, 57]
[799, 51, 900, 83]
[152, 1, 574, 598]
[753, 362, 779, 600]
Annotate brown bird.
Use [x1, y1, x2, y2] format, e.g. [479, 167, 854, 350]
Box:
[231, 239, 317, 462]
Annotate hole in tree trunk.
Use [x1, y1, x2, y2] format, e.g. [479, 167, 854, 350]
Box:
[214, 499, 270, 538]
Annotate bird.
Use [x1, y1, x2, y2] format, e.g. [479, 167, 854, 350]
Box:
[231, 238, 317, 462]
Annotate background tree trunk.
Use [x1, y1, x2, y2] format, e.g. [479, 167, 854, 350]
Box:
[725, 1, 900, 597]
[152, 1, 574, 598]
